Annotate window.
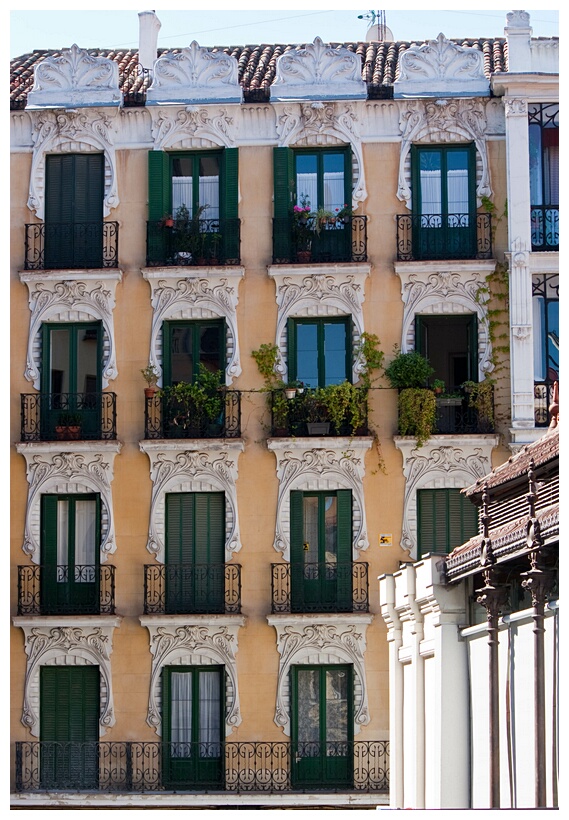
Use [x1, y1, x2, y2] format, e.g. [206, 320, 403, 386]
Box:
[41, 321, 102, 439]
[291, 665, 353, 788]
[164, 492, 225, 614]
[533, 273, 559, 425]
[417, 488, 478, 558]
[529, 104, 559, 250]
[40, 665, 99, 789]
[415, 315, 478, 392]
[411, 144, 476, 259]
[288, 317, 351, 388]
[273, 146, 353, 263]
[45, 153, 104, 269]
[148, 149, 239, 263]
[163, 320, 225, 386]
[290, 490, 352, 612]
[41, 494, 101, 614]
[162, 666, 224, 789]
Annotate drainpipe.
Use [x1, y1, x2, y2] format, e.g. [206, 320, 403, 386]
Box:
[138, 10, 161, 72]
[380, 574, 404, 809]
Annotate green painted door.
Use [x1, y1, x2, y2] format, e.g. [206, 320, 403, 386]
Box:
[40, 494, 100, 614]
[40, 665, 99, 789]
[41, 322, 102, 439]
[291, 665, 353, 789]
[162, 666, 224, 789]
[45, 153, 104, 269]
[165, 493, 225, 613]
[290, 491, 352, 612]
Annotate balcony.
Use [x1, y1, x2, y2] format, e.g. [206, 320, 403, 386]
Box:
[534, 380, 557, 427]
[271, 562, 369, 614]
[15, 740, 389, 794]
[20, 393, 117, 442]
[272, 215, 367, 264]
[146, 219, 241, 267]
[24, 222, 119, 270]
[531, 205, 559, 251]
[17, 565, 116, 616]
[144, 390, 241, 439]
[269, 386, 370, 438]
[144, 563, 242, 615]
[434, 389, 495, 434]
[396, 213, 492, 261]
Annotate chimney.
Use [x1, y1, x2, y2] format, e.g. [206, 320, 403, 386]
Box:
[505, 10, 532, 72]
[138, 10, 161, 71]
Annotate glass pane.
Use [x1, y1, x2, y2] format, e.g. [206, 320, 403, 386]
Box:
[323, 323, 347, 385]
[322, 153, 345, 212]
[324, 496, 337, 564]
[325, 668, 348, 748]
[198, 670, 221, 755]
[74, 499, 97, 581]
[303, 496, 319, 572]
[199, 324, 223, 375]
[547, 300, 559, 380]
[50, 328, 70, 396]
[296, 154, 317, 210]
[57, 499, 69, 578]
[76, 327, 98, 397]
[446, 151, 469, 215]
[199, 156, 220, 219]
[172, 157, 194, 214]
[171, 671, 193, 756]
[297, 668, 320, 747]
[296, 324, 319, 388]
[419, 151, 442, 215]
[533, 296, 546, 380]
[170, 326, 195, 384]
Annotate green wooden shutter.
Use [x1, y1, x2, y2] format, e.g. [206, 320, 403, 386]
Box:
[418, 488, 478, 557]
[287, 318, 297, 382]
[40, 495, 59, 612]
[273, 147, 295, 261]
[148, 151, 171, 221]
[220, 148, 239, 261]
[466, 315, 478, 381]
[290, 491, 305, 611]
[448, 489, 478, 551]
[336, 490, 352, 609]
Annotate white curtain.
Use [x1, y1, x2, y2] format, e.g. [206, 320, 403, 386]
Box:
[296, 172, 344, 213]
[420, 169, 441, 216]
[172, 177, 193, 214]
[296, 174, 317, 211]
[447, 168, 469, 215]
[74, 499, 97, 581]
[56, 500, 69, 579]
[172, 176, 219, 219]
[171, 671, 193, 755]
[199, 670, 221, 754]
[545, 145, 559, 204]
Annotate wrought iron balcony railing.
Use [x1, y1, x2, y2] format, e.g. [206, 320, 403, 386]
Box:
[144, 563, 242, 615]
[269, 387, 370, 438]
[396, 213, 492, 261]
[534, 380, 557, 427]
[15, 740, 389, 793]
[272, 215, 367, 264]
[24, 222, 119, 270]
[271, 562, 369, 614]
[17, 564, 116, 616]
[144, 390, 241, 439]
[20, 392, 118, 442]
[531, 205, 559, 251]
[434, 388, 495, 434]
[146, 219, 241, 267]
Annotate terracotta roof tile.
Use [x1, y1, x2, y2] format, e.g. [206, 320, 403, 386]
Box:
[10, 37, 511, 108]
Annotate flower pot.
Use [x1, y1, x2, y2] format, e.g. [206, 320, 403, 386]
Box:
[296, 250, 312, 264]
[163, 218, 174, 228]
[144, 387, 158, 398]
[307, 422, 330, 436]
[284, 388, 297, 400]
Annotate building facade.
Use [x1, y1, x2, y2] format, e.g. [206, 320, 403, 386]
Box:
[10, 9, 558, 808]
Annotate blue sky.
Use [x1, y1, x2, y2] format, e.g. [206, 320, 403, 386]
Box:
[10, 5, 559, 58]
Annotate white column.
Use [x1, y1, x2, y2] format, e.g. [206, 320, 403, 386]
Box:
[504, 96, 536, 436]
[405, 564, 425, 809]
[380, 574, 404, 809]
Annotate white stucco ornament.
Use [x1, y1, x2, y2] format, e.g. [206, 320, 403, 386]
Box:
[271, 38, 366, 101]
[395, 33, 489, 98]
[27, 44, 121, 108]
[147, 41, 242, 104]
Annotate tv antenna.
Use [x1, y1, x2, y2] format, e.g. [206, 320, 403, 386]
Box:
[358, 10, 392, 42]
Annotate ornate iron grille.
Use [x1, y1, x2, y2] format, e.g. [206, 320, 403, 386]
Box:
[17, 565, 116, 615]
[24, 222, 119, 270]
[144, 390, 241, 439]
[20, 392, 117, 442]
[529, 103, 559, 251]
[396, 213, 492, 261]
[144, 563, 242, 614]
[15, 740, 389, 793]
[269, 388, 369, 437]
[271, 562, 369, 614]
[434, 388, 495, 434]
[272, 215, 367, 264]
[146, 219, 241, 266]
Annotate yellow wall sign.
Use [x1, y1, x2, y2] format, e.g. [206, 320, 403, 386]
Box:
[379, 534, 392, 546]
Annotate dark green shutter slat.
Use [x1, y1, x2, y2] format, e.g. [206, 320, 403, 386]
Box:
[287, 318, 297, 382]
[273, 147, 294, 260]
[418, 489, 478, 557]
[41, 496, 59, 610]
[220, 148, 239, 261]
[336, 490, 352, 609]
[148, 151, 171, 221]
[467, 315, 478, 381]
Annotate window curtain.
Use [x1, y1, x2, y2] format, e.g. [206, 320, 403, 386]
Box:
[296, 173, 317, 210]
[172, 176, 219, 220]
[75, 499, 97, 581]
[171, 671, 193, 756]
[56, 500, 69, 581]
[199, 670, 221, 756]
[172, 177, 193, 214]
[446, 169, 469, 214]
[323, 171, 344, 212]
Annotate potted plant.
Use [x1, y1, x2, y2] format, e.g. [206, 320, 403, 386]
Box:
[302, 388, 331, 435]
[55, 412, 82, 441]
[336, 203, 354, 224]
[160, 366, 224, 437]
[292, 194, 314, 262]
[160, 214, 174, 229]
[141, 363, 159, 398]
[432, 379, 445, 396]
[385, 348, 436, 447]
[314, 207, 335, 235]
[462, 378, 495, 430]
